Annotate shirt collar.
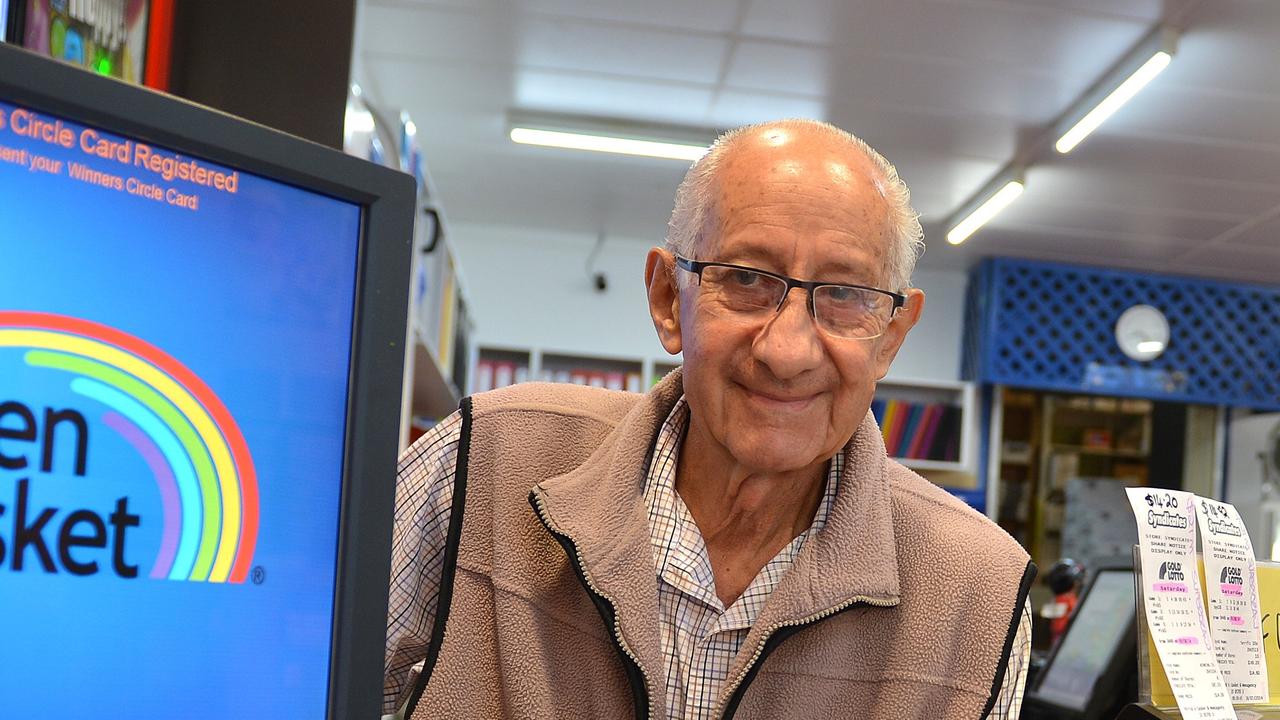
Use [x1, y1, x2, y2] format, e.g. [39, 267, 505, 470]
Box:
[642, 395, 841, 612]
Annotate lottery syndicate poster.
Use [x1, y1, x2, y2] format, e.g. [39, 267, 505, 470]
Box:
[0, 99, 361, 717]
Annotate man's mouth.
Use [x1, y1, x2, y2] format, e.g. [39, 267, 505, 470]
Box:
[740, 384, 820, 412]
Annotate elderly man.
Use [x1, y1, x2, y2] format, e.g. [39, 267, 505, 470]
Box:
[384, 120, 1034, 719]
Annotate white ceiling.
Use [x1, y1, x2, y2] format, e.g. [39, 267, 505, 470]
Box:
[356, 0, 1280, 284]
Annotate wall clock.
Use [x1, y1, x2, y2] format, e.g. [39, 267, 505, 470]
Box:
[1115, 304, 1169, 362]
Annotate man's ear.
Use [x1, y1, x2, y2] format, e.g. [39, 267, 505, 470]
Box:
[873, 288, 924, 379]
[645, 247, 683, 355]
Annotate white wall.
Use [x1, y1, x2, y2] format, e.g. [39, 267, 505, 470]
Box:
[451, 222, 969, 381]
[1225, 413, 1280, 558]
[885, 269, 968, 382]
[451, 223, 672, 361]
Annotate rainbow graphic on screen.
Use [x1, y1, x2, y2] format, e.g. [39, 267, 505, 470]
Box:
[0, 311, 259, 583]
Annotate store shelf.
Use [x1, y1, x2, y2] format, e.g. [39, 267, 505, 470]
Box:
[651, 361, 681, 387]
[365, 102, 475, 450]
[541, 351, 643, 391]
[988, 386, 1044, 540]
[410, 336, 460, 420]
[874, 377, 977, 474]
[473, 347, 532, 392]
[1049, 444, 1149, 459]
[1055, 396, 1153, 416]
[988, 389, 1154, 570]
[901, 458, 969, 473]
[470, 345, 680, 392]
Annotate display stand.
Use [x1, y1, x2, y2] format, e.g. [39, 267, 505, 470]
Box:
[1116, 705, 1280, 718]
[1121, 550, 1280, 719]
[1022, 565, 1137, 719]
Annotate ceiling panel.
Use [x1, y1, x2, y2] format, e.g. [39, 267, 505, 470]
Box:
[1021, 164, 1280, 219]
[986, 0, 1165, 22]
[736, 0, 844, 44]
[885, 155, 1008, 218]
[438, 149, 684, 240]
[913, 225, 1212, 280]
[1229, 210, 1280, 249]
[517, 17, 730, 84]
[1101, 82, 1280, 149]
[358, 0, 1280, 286]
[366, 0, 511, 13]
[742, 0, 1151, 76]
[514, 70, 715, 126]
[825, 104, 1020, 168]
[821, 52, 1096, 121]
[1156, 1, 1280, 98]
[707, 90, 829, 128]
[365, 54, 511, 117]
[362, 4, 517, 64]
[956, 225, 1205, 267]
[1167, 242, 1280, 285]
[1055, 132, 1280, 193]
[519, 0, 742, 33]
[996, 199, 1239, 241]
[723, 41, 830, 97]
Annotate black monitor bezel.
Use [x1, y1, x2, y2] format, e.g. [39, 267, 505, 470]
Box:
[0, 44, 414, 720]
[4, 0, 22, 44]
[1027, 565, 1139, 719]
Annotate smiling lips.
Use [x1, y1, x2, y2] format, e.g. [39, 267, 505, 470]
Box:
[742, 385, 821, 411]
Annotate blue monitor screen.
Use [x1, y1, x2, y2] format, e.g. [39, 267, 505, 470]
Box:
[0, 98, 362, 717]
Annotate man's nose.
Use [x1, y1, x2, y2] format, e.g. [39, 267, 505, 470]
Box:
[750, 287, 824, 380]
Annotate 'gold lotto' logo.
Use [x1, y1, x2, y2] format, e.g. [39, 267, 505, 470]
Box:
[0, 311, 258, 581]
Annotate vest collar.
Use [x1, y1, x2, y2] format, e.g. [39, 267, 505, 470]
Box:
[530, 368, 902, 704]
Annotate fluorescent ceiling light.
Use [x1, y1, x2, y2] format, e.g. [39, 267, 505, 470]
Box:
[1056, 51, 1171, 153]
[1136, 340, 1165, 354]
[1054, 27, 1177, 154]
[941, 25, 1176, 247]
[947, 180, 1024, 245]
[509, 127, 708, 161]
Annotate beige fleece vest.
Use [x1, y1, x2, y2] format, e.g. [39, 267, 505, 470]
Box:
[408, 370, 1033, 719]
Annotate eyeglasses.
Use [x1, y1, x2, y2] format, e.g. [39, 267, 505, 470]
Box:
[674, 255, 906, 340]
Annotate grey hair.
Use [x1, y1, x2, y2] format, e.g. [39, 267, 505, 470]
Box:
[665, 119, 924, 291]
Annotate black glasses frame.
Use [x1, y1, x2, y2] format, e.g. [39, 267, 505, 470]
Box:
[674, 255, 907, 315]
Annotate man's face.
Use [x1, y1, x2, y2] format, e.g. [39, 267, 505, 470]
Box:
[650, 127, 923, 473]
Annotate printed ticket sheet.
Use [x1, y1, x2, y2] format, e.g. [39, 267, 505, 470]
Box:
[1195, 496, 1269, 703]
[1127, 487, 1237, 719]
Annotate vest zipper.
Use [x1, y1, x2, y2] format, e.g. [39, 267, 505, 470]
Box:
[529, 492, 654, 720]
[716, 595, 897, 719]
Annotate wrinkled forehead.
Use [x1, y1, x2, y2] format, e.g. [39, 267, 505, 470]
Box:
[698, 129, 894, 263]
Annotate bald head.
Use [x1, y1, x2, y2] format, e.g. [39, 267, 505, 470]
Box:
[666, 120, 923, 290]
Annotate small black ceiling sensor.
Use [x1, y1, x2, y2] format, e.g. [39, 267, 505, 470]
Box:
[587, 231, 608, 293]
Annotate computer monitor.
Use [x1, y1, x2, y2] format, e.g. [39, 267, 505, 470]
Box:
[0, 44, 414, 718]
[1026, 567, 1139, 719]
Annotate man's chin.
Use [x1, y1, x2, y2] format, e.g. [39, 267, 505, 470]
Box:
[725, 432, 825, 475]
